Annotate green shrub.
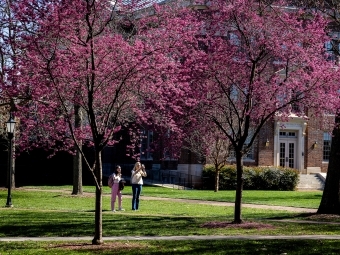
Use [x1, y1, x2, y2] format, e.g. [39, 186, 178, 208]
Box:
[202, 165, 299, 191]
[219, 165, 237, 190]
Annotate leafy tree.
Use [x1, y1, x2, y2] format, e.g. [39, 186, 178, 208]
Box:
[292, 0, 340, 214]
[0, 0, 24, 189]
[9, 0, 199, 244]
[191, 0, 339, 223]
[182, 116, 231, 192]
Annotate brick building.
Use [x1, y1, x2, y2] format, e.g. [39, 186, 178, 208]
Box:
[257, 114, 333, 174]
[163, 112, 333, 189]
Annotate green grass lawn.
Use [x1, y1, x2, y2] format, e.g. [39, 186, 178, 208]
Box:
[1, 240, 340, 255]
[25, 184, 323, 208]
[0, 185, 336, 254]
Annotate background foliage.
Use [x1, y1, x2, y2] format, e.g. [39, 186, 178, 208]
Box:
[203, 165, 299, 191]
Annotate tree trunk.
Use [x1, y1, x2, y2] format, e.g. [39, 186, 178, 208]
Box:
[92, 150, 103, 245]
[214, 168, 220, 192]
[72, 148, 83, 195]
[233, 150, 244, 223]
[317, 114, 340, 214]
[72, 104, 83, 195]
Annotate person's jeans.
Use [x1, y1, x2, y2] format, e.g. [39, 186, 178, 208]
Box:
[132, 184, 142, 210]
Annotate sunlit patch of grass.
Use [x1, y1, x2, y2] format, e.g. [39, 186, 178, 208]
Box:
[0, 187, 339, 239]
[23, 185, 323, 208]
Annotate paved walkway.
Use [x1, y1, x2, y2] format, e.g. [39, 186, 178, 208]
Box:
[136, 195, 317, 213]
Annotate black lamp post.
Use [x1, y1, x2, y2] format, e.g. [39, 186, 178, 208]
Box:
[5, 113, 16, 208]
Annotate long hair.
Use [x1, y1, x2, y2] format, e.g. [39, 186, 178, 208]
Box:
[132, 162, 141, 171]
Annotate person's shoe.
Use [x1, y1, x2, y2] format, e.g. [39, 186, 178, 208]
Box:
[112, 210, 116, 212]
[118, 208, 125, 211]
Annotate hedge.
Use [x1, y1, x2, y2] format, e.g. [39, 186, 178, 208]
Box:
[202, 165, 299, 191]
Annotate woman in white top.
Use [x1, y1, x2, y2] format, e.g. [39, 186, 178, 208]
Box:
[111, 165, 124, 212]
[131, 162, 147, 210]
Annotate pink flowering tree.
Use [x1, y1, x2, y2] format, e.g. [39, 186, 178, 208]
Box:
[0, 0, 31, 189]
[182, 114, 231, 192]
[0, 0, 16, 185]
[190, 0, 340, 223]
[295, 0, 340, 214]
[8, 0, 201, 244]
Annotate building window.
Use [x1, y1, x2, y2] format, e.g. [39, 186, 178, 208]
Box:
[323, 132, 332, 162]
[229, 32, 241, 46]
[325, 37, 340, 62]
[140, 130, 153, 160]
[279, 131, 296, 137]
[228, 145, 254, 160]
[228, 131, 255, 161]
[244, 145, 254, 160]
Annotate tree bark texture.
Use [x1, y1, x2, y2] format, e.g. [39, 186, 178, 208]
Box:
[318, 115, 340, 214]
[234, 150, 244, 223]
[92, 151, 103, 245]
[72, 149, 83, 195]
[72, 104, 83, 195]
[214, 168, 220, 192]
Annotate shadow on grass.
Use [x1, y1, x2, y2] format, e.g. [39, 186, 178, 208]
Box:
[265, 212, 316, 220]
[0, 211, 95, 237]
[1, 240, 340, 254]
[1, 210, 340, 238]
[0, 210, 206, 237]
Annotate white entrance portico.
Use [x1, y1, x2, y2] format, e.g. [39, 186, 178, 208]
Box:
[274, 116, 307, 172]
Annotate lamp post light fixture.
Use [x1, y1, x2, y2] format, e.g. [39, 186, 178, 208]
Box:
[313, 141, 318, 149]
[5, 113, 16, 208]
[265, 139, 270, 147]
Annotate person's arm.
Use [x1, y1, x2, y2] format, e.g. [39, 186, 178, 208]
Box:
[141, 165, 147, 177]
